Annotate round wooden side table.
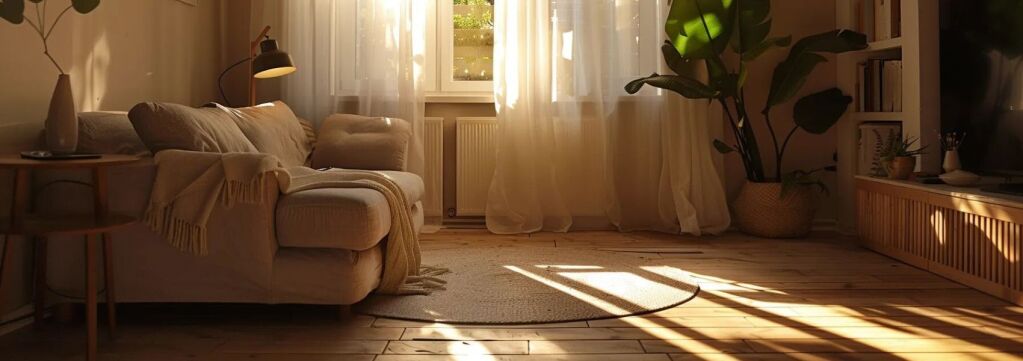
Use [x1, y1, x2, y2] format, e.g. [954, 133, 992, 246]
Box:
[0, 154, 141, 361]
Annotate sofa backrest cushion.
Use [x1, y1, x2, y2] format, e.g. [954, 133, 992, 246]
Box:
[223, 101, 312, 168]
[78, 111, 150, 156]
[128, 102, 258, 154]
[311, 114, 411, 171]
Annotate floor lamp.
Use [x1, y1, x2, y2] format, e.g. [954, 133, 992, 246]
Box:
[218, 25, 296, 107]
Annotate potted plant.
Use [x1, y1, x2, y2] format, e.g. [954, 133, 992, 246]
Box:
[880, 133, 926, 180]
[0, 0, 101, 154]
[625, 0, 867, 238]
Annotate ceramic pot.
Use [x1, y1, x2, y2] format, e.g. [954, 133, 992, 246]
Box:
[46, 74, 77, 154]
[886, 156, 916, 180]
[731, 182, 817, 238]
[943, 150, 961, 173]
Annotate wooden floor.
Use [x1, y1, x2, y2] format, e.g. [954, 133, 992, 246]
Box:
[3, 230, 1023, 360]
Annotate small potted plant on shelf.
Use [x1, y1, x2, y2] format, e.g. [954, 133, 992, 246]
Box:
[880, 133, 927, 180]
[625, 0, 867, 238]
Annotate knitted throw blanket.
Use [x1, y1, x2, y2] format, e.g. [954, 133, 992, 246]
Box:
[145, 150, 445, 295]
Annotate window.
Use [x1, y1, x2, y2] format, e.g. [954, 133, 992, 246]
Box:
[325, 0, 653, 100]
[439, 0, 495, 93]
[329, 0, 492, 97]
[549, 0, 662, 100]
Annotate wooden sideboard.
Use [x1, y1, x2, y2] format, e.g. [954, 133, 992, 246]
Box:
[856, 176, 1023, 305]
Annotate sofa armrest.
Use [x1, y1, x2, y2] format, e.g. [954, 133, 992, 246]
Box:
[41, 155, 283, 300]
[311, 114, 412, 171]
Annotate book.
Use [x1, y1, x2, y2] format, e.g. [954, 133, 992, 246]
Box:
[857, 0, 876, 42]
[891, 0, 902, 38]
[875, 0, 891, 41]
[856, 59, 903, 112]
[882, 60, 897, 112]
[19, 151, 101, 161]
[891, 60, 903, 111]
[857, 62, 867, 112]
[871, 59, 883, 112]
[873, 0, 901, 41]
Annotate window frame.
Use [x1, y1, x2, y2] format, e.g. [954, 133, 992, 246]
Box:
[436, 0, 495, 94]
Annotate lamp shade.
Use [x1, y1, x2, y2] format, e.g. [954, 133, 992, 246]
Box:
[252, 38, 296, 79]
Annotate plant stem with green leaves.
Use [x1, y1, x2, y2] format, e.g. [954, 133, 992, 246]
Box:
[0, 0, 102, 74]
[625, 0, 866, 187]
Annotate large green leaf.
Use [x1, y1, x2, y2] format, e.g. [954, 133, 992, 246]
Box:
[624, 73, 719, 99]
[741, 35, 790, 61]
[765, 29, 867, 109]
[0, 0, 25, 24]
[72, 0, 100, 14]
[730, 0, 771, 54]
[765, 52, 827, 109]
[713, 139, 735, 154]
[665, 0, 734, 60]
[793, 88, 852, 134]
[661, 41, 695, 76]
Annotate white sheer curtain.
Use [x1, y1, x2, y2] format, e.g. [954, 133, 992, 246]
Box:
[487, 0, 730, 235]
[281, 0, 427, 175]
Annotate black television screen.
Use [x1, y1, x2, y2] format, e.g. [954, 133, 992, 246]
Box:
[939, 0, 1023, 174]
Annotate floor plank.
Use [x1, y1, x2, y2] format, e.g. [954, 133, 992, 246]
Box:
[385, 340, 529, 355]
[3, 230, 1022, 360]
[528, 340, 646, 354]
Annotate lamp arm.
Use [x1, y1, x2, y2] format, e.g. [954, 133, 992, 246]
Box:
[218, 56, 253, 107]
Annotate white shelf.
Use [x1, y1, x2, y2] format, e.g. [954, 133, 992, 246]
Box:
[840, 37, 903, 58]
[865, 37, 903, 51]
[850, 112, 904, 121]
[855, 175, 1023, 209]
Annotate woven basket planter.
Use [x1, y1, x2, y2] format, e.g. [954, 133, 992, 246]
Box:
[731, 182, 817, 238]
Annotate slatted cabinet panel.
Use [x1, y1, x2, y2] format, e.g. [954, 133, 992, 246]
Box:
[857, 178, 1023, 305]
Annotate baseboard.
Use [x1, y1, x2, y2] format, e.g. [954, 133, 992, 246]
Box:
[0, 304, 34, 337]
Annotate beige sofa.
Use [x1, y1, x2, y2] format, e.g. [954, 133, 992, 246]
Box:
[42, 109, 423, 306]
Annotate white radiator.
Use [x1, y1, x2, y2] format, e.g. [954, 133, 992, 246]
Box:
[456, 117, 498, 216]
[422, 117, 444, 217]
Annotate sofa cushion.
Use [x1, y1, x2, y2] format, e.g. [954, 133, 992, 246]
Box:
[275, 171, 424, 250]
[224, 101, 312, 168]
[77, 111, 150, 156]
[311, 114, 411, 171]
[128, 102, 258, 154]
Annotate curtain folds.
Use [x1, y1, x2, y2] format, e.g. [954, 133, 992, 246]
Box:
[486, 0, 730, 235]
[281, 0, 427, 176]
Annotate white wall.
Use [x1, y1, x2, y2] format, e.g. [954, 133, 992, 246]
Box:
[0, 0, 222, 318]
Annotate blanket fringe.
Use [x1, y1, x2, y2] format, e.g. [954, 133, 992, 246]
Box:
[144, 205, 209, 256]
[222, 174, 267, 207]
[394, 265, 451, 295]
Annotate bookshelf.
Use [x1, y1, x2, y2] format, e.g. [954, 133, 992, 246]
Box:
[835, 0, 941, 233]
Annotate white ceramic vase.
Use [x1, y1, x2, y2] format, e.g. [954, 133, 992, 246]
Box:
[943, 150, 961, 173]
[46, 74, 78, 154]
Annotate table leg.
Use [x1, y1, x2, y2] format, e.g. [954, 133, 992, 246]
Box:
[33, 237, 48, 326]
[92, 167, 108, 218]
[0, 235, 12, 314]
[0, 169, 29, 318]
[102, 233, 116, 339]
[11, 168, 30, 227]
[85, 234, 98, 361]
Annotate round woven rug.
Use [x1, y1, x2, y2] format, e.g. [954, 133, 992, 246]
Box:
[355, 247, 700, 324]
